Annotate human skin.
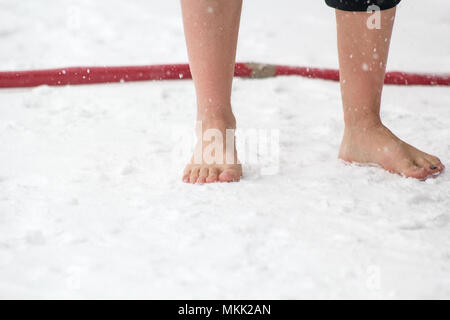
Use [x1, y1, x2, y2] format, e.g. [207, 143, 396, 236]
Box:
[336, 7, 444, 179]
[180, 2, 444, 183]
[181, 0, 242, 183]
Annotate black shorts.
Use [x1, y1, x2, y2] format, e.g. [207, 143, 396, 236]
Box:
[325, 0, 401, 11]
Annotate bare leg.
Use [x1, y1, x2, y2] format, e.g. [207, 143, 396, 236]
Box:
[336, 7, 444, 179]
[181, 0, 242, 183]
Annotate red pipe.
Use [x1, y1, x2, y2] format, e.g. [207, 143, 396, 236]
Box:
[274, 65, 450, 85]
[0, 63, 449, 88]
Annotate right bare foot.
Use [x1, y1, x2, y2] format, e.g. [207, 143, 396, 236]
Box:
[182, 117, 242, 184]
[339, 123, 445, 179]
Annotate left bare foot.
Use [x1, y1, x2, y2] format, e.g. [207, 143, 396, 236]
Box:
[339, 123, 445, 179]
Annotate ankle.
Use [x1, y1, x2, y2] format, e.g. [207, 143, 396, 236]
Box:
[197, 111, 236, 129]
[344, 118, 383, 132]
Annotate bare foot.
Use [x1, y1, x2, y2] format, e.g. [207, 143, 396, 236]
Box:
[339, 123, 445, 179]
[182, 118, 242, 184]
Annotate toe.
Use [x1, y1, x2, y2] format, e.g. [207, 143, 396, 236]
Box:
[426, 155, 445, 171]
[416, 157, 443, 177]
[197, 167, 209, 184]
[182, 168, 191, 183]
[206, 167, 219, 183]
[219, 169, 241, 183]
[414, 157, 437, 174]
[403, 165, 428, 180]
[189, 167, 200, 184]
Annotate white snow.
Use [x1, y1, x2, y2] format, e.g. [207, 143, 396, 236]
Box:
[0, 0, 450, 299]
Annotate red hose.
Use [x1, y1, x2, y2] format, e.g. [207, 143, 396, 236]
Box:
[0, 63, 449, 88]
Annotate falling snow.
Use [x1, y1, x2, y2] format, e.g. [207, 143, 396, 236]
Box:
[0, 0, 449, 299]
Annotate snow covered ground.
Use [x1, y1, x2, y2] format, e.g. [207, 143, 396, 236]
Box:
[0, 0, 449, 299]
